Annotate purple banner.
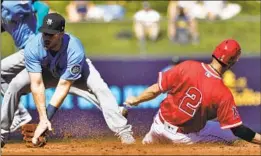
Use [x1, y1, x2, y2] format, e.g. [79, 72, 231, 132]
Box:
[12, 57, 260, 139]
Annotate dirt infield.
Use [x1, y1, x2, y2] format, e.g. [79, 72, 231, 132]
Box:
[1, 138, 260, 155]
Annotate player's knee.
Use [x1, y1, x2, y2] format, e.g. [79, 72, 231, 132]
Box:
[91, 82, 110, 94]
[8, 81, 27, 94]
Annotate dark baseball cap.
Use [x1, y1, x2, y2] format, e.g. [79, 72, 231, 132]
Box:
[39, 13, 65, 34]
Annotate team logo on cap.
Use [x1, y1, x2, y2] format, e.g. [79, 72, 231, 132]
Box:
[47, 19, 53, 26]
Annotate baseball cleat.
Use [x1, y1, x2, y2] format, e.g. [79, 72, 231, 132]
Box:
[119, 132, 136, 145]
[1, 131, 9, 148]
[1, 140, 5, 148]
[10, 112, 32, 132]
[1, 135, 5, 148]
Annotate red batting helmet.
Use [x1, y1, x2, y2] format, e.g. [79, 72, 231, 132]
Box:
[212, 39, 241, 66]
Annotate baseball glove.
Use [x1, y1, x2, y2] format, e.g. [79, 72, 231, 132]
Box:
[21, 124, 47, 148]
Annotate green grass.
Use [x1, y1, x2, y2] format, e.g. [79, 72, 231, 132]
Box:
[46, 1, 261, 17]
[1, 20, 260, 58]
[1, 1, 260, 58]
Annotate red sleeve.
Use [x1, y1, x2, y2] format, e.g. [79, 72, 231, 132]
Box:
[158, 63, 182, 93]
[217, 92, 242, 129]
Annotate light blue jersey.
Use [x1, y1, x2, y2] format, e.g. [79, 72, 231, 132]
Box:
[24, 33, 87, 80]
[1, 0, 36, 49]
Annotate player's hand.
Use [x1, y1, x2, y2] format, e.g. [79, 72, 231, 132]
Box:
[22, 124, 48, 148]
[32, 119, 52, 146]
[124, 96, 139, 107]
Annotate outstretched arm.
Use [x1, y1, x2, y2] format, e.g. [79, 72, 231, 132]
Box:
[124, 83, 161, 107]
[29, 72, 47, 120]
[231, 125, 261, 145]
[31, 78, 73, 145]
[49, 78, 73, 108]
[29, 72, 53, 146]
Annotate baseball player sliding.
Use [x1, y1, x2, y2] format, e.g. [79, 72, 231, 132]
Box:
[125, 39, 261, 145]
[1, 13, 135, 147]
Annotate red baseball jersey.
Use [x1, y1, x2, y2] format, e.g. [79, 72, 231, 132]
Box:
[158, 60, 242, 133]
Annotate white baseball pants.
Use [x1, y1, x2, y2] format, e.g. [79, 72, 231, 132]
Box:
[142, 112, 238, 144]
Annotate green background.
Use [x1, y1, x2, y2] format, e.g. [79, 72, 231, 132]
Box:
[1, 1, 260, 57]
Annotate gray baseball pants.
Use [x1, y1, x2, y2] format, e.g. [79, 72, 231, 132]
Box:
[1, 49, 27, 132]
[1, 53, 132, 136]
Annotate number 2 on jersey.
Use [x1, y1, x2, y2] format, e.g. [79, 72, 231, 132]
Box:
[179, 87, 202, 117]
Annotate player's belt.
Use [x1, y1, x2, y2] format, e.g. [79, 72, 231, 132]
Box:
[158, 112, 186, 134]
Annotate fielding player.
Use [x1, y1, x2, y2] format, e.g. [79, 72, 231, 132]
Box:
[1, 13, 135, 147]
